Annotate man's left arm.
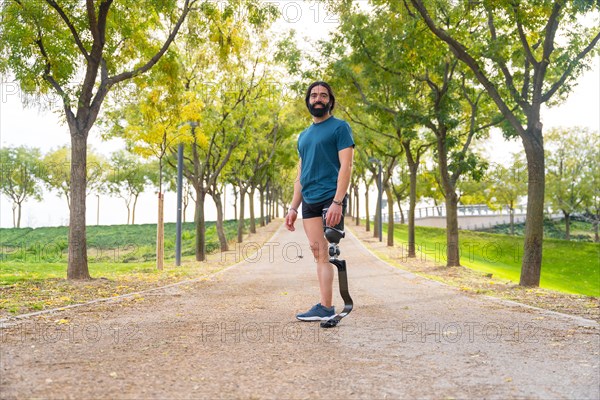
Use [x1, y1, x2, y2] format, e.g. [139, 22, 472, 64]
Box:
[334, 147, 354, 202]
[326, 146, 354, 227]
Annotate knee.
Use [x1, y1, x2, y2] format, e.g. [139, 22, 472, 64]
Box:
[309, 241, 328, 262]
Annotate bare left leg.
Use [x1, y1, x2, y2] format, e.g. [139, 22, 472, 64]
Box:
[302, 217, 334, 308]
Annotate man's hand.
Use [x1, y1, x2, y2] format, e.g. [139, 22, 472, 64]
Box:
[325, 203, 343, 227]
[285, 209, 298, 231]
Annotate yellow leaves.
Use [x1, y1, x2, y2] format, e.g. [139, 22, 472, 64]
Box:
[351, 64, 364, 75]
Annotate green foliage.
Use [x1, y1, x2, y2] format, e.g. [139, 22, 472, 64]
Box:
[485, 218, 597, 242]
[0, 146, 44, 227]
[40, 145, 108, 205]
[545, 126, 598, 216]
[0, 0, 186, 103]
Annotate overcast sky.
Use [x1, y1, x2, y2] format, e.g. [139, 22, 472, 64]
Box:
[0, 2, 598, 228]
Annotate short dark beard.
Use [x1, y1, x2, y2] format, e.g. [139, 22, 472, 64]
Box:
[308, 101, 331, 118]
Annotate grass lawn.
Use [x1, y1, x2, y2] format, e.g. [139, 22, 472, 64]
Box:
[389, 224, 599, 297]
[0, 220, 253, 316]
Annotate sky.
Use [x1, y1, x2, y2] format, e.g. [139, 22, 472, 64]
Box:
[0, 2, 599, 228]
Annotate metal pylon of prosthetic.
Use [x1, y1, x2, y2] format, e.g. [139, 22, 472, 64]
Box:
[320, 209, 353, 328]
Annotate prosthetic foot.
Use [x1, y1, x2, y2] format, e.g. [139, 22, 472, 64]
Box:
[320, 208, 353, 328]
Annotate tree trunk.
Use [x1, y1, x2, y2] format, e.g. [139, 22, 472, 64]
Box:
[386, 187, 394, 246]
[365, 187, 370, 232]
[355, 186, 360, 226]
[249, 187, 256, 234]
[233, 189, 238, 222]
[436, 130, 460, 267]
[397, 202, 404, 224]
[348, 188, 353, 218]
[213, 192, 229, 251]
[195, 190, 206, 261]
[67, 133, 90, 280]
[407, 160, 418, 258]
[509, 201, 515, 236]
[519, 131, 545, 286]
[238, 189, 246, 243]
[132, 194, 138, 225]
[156, 192, 164, 270]
[563, 211, 571, 241]
[445, 192, 461, 267]
[374, 183, 380, 239]
[259, 188, 265, 227]
[17, 203, 22, 228]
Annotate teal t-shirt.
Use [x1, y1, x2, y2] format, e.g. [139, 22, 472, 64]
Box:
[297, 116, 354, 204]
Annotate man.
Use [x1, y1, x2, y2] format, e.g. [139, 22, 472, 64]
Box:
[285, 81, 355, 321]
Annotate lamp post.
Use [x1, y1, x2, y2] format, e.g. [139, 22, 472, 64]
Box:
[176, 121, 197, 266]
[369, 157, 383, 242]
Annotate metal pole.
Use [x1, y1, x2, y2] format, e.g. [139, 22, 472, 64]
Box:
[377, 162, 383, 242]
[175, 143, 184, 266]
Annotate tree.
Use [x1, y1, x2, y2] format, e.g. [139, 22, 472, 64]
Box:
[0, 146, 43, 228]
[105, 150, 151, 224]
[0, 0, 196, 279]
[545, 127, 596, 240]
[581, 133, 600, 242]
[165, 0, 278, 259]
[105, 71, 188, 269]
[41, 146, 107, 211]
[409, 0, 600, 284]
[462, 152, 527, 236]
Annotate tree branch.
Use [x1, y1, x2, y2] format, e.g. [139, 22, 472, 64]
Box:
[355, 29, 404, 77]
[34, 35, 76, 125]
[532, 1, 563, 104]
[542, 29, 600, 102]
[45, 0, 90, 60]
[410, 0, 526, 137]
[107, 0, 196, 86]
[512, 5, 539, 67]
[351, 76, 399, 116]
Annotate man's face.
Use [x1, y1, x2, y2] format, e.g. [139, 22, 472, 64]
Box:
[308, 85, 331, 117]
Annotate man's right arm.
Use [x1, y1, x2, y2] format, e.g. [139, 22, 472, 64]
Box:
[285, 160, 302, 231]
[290, 160, 303, 210]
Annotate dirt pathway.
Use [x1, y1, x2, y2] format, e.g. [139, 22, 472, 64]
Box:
[1, 223, 598, 399]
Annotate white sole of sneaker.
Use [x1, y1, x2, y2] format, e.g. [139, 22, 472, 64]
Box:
[296, 315, 334, 321]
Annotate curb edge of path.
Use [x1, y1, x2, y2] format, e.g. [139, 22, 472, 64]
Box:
[0, 223, 286, 329]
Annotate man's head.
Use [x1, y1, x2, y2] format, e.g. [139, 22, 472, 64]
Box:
[305, 81, 335, 118]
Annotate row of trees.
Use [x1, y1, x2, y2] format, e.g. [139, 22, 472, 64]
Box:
[1, 0, 598, 285]
[297, 0, 599, 287]
[1, 146, 155, 227]
[2, 124, 596, 238]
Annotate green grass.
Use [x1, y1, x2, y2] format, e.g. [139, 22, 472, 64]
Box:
[389, 224, 600, 297]
[0, 220, 245, 285]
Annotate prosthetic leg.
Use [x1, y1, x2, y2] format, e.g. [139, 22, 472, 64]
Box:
[320, 208, 354, 328]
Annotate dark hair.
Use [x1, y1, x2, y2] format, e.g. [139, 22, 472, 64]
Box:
[305, 81, 335, 112]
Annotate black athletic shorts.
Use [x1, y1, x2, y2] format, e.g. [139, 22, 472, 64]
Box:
[302, 195, 348, 229]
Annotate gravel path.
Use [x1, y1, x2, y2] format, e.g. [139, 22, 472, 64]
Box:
[1, 223, 598, 399]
